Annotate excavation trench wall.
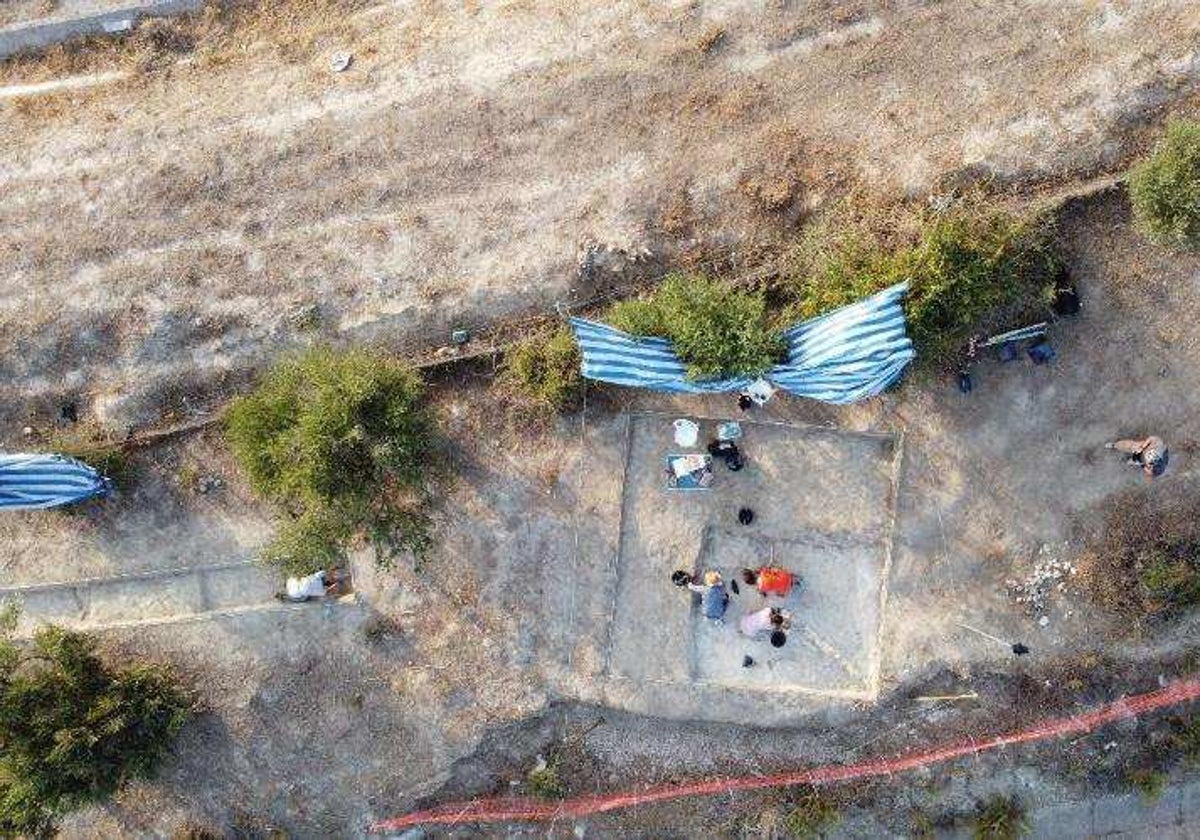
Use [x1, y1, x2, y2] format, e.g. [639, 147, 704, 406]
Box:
[0, 0, 200, 59]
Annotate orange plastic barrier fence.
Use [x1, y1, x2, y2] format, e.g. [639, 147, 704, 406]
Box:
[371, 679, 1200, 832]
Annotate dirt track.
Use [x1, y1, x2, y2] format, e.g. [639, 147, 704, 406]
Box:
[3, 0, 1200, 431]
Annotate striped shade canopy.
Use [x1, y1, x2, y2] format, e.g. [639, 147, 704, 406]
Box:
[0, 453, 112, 511]
[570, 282, 916, 404]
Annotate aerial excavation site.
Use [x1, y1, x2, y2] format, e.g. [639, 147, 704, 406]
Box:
[2, 1, 1200, 837]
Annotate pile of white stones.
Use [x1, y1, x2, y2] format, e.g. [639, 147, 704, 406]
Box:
[1006, 542, 1078, 618]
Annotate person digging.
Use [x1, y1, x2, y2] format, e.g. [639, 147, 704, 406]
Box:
[1105, 435, 1169, 479]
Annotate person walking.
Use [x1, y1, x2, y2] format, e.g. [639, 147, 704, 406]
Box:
[1106, 435, 1169, 478]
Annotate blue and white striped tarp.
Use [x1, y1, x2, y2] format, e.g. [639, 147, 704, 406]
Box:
[0, 453, 112, 511]
[570, 282, 915, 404]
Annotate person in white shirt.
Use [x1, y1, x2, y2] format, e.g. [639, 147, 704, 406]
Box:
[282, 570, 330, 602]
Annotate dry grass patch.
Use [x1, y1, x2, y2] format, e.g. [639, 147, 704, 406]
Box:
[696, 25, 726, 54]
[1076, 491, 1200, 631]
[0, 0, 369, 87]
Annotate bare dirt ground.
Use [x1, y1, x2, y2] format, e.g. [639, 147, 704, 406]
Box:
[2, 0, 1200, 433]
[3, 1, 1200, 837]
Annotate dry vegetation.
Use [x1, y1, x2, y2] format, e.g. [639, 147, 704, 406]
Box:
[1076, 492, 1200, 631]
[0, 0, 367, 86]
[4, 0, 1198, 437]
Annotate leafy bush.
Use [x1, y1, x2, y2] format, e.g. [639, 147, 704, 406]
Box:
[48, 429, 131, 487]
[500, 326, 582, 412]
[1172, 714, 1200, 766]
[526, 757, 566, 799]
[783, 213, 893, 321]
[1129, 120, 1200, 249]
[605, 297, 667, 337]
[972, 796, 1028, 840]
[785, 209, 1059, 370]
[1140, 545, 1200, 611]
[781, 786, 840, 839]
[1126, 767, 1168, 803]
[899, 213, 1057, 365]
[62, 444, 129, 484]
[0, 625, 191, 836]
[605, 274, 785, 379]
[226, 346, 438, 576]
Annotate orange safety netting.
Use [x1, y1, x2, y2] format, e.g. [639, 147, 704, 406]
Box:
[371, 679, 1200, 832]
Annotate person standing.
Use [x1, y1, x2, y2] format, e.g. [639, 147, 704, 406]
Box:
[687, 570, 730, 622]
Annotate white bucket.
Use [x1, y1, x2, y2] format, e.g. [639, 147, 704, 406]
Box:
[673, 418, 700, 447]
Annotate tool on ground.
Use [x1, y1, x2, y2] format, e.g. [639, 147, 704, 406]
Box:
[957, 622, 1030, 656]
[914, 692, 979, 702]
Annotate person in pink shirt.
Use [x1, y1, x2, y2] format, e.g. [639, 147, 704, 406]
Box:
[740, 606, 789, 638]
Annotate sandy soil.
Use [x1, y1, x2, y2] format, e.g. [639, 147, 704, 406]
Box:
[2, 0, 1200, 433]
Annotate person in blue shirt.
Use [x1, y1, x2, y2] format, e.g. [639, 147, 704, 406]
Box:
[686, 570, 729, 623]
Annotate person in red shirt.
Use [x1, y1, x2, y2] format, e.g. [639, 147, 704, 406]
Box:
[741, 566, 795, 597]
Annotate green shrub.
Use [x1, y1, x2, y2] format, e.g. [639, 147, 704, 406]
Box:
[1171, 715, 1200, 766]
[909, 809, 936, 839]
[972, 796, 1028, 840]
[1140, 545, 1200, 612]
[225, 346, 437, 576]
[785, 209, 1059, 370]
[1129, 120, 1200, 249]
[526, 758, 566, 799]
[500, 326, 582, 412]
[1126, 767, 1168, 803]
[783, 215, 894, 321]
[900, 213, 1057, 366]
[0, 625, 191, 836]
[605, 274, 785, 379]
[781, 787, 840, 839]
[49, 433, 131, 487]
[605, 297, 668, 337]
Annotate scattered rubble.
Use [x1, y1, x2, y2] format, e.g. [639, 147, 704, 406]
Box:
[1006, 542, 1079, 616]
